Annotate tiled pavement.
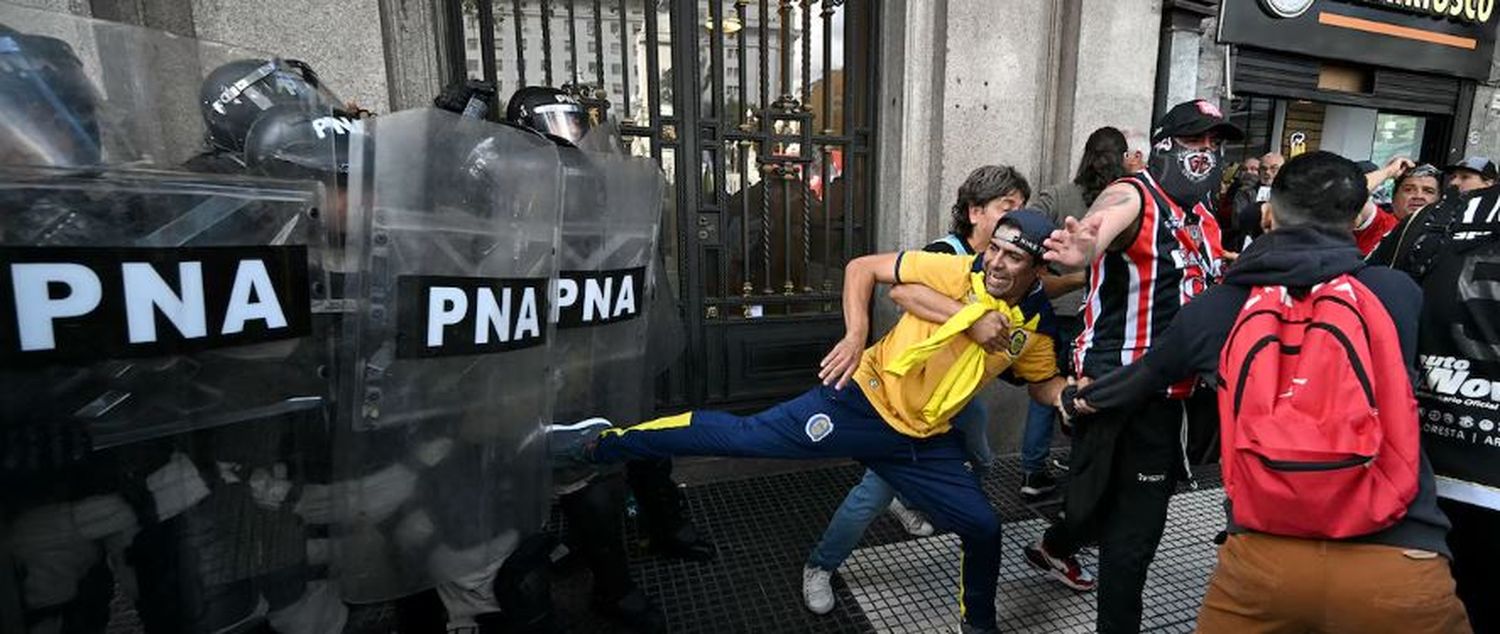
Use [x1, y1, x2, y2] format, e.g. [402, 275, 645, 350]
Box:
[550, 455, 1226, 633]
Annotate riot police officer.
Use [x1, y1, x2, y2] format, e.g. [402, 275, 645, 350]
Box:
[1, 16, 344, 634]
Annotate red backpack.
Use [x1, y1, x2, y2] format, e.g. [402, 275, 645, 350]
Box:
[1217, 273, 1420, 539]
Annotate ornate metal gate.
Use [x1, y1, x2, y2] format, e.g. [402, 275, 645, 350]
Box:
[451, 0, 880, 410]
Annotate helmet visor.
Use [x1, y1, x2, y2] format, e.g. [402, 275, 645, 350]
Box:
[530, 103, 590, 144]
[209, 59, 341, 118]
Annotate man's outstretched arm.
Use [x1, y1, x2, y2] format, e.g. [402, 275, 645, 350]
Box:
[820, 252, 900, 388]
[1067, 285, 1240, 417]
[1043, 182, 1143, 269]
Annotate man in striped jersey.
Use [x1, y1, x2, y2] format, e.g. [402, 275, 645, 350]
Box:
[1030, 100, 1242, 633]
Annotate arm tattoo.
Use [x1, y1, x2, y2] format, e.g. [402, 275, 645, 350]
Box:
[1086, 189, 1133, 217]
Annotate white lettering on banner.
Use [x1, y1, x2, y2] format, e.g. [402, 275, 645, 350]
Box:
[554, 278, 578, 322]
[572, 275, 638, 321]
[1422, 356, 1500, 404]
[583, 277, 613, 322]
[12, 259, 296, 350]
[515, 287, 541, 339]
[396, 275, 547, 358]
[221, 260, 287, 334]
[1344, 0, 1495, 23]
[427, 287, 468, 347]
[11, 263, 103, 351]
[553, 267, 646, 328]
[3, 247, 308, 363]
[310, 116, 359, 140]
[474, 287, 512, 344]
[425, 285, 540, 348]
[613, 274, 636, 318]
[122, 262, 208, 343]
[1424, 422, 1467, 441]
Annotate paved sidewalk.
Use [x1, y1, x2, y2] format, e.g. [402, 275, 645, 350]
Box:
[550, 455, 1224, 633]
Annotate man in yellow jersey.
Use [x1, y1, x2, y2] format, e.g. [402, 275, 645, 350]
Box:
[548, 211, 1069, 633]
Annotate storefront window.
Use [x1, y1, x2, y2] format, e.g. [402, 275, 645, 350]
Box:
[1371, 113, 1427, 199]
[1372, 113, 1426, 166]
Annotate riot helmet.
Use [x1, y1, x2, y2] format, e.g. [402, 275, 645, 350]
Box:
[0, 24, 102, 167]
[242, 104, 360, 181]
[505, 86, 590, 145]
[200, 58, 342, 153]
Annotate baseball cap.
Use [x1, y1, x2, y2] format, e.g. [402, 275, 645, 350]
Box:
[992, 209, 1053, 260]
[1444, 156, 1498, 180]
[1151, 99, 1246, 143]
[1355, 160, 1380, 174]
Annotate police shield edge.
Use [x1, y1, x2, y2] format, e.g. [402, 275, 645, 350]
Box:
[551, 121, 665, 428]
[333, 108, 563, 602]
[1, 3, 347, 633]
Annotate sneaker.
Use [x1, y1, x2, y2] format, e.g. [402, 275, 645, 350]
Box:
[802, 566, 835, 614]
[545, 417, 612, 466]
[1023, 540, 1096, 591]
[888, 498, 935, 537]
[1019, 471, 1058, 498]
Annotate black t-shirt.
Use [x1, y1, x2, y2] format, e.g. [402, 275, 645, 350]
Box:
[1382, 184, 1500, 510]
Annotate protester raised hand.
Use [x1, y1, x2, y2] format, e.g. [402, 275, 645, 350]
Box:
[1043, 214, 1102, 269]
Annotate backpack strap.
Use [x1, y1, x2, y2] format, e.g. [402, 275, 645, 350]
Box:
[938, 233, 970, 255]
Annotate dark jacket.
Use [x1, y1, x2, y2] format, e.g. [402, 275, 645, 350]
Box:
[1073, 227, 1451, 556]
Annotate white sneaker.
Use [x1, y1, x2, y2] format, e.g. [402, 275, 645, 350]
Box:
[888, 498, 935, 537]
[802, 566, 835, 614]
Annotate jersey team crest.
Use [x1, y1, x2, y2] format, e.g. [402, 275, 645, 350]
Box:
[1008, 329, 1028, 356]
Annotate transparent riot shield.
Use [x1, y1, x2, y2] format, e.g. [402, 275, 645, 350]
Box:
[551, 128, 666, 429]
[333, 107, 562, 602]
[0, 4, 345, 633]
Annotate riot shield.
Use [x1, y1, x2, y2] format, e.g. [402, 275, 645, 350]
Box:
[333, 107, 562, 602]
[550, 127, 666, 429]
[0, 5, 344, 633]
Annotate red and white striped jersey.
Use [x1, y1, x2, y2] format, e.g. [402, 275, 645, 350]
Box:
[1072, 171, 1225, 398]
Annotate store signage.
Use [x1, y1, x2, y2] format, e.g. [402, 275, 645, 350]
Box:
[1342, 0, 1495, 25]
[1224, 0, 1499, 80]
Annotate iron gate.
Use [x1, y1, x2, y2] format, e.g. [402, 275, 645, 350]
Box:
[450, 0, 880, 411]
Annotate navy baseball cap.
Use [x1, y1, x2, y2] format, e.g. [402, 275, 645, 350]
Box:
[1445, 156, 1497, 180]
[992, 209, 1052, 260]
[1152, 99, 1245, 143]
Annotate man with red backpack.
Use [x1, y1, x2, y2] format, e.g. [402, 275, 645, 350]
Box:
[1060, 152, 1470, 632]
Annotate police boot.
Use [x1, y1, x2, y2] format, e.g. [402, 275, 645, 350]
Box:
[489, 534, 562, 634]
[558, 475, 635, 589]
[625, 459, 715, 561]
[592, 587, 666, 634]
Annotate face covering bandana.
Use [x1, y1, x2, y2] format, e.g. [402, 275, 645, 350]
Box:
[1148, 138, 1223, 207]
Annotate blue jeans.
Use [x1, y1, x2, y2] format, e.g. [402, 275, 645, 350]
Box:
[806, 399, 992, 572]
[594, 386, 1003, 628]
[1020, 398, 1055, 474]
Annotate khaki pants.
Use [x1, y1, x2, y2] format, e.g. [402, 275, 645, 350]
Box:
[1196, 533, 1472, 634]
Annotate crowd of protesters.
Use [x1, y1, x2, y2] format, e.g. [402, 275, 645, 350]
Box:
[552, 97, 1499, 633]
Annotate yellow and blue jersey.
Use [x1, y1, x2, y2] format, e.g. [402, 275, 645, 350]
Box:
[852, 251, 1059, 438]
